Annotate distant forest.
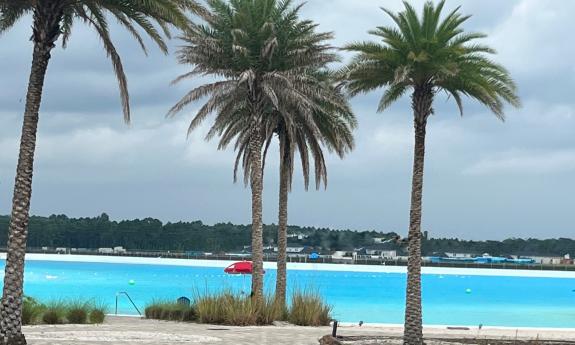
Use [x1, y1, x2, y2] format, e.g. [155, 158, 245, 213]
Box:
[0, 214, 573, 257]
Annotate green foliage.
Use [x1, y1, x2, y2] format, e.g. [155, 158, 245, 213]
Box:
[146, 290, 327, 327]
[42, 310, 62, 325]
[42, 301, 67, 324]
[1, 214, 572, 255]
[144, 301, 197, 322]
[168, 0, 356, 194]
[0, 0, 204, 122]
[342, 0, 520, 118]
[89, 309, 106, 324]
[22, 296, 45, 325]
[66, 308, 88, 324]
[65, 300, 92, 324]
[89, 301, 108, 324]
[288, 289, 332, 326]
[23, 298, 106, 325]
[194, 293, 230, 324]
[193, 291, 281, 326]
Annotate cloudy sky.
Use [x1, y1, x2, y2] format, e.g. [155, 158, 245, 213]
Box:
[1, 0, 574, 240]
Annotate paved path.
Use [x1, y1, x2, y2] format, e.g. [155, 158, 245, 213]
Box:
[23, 317, 575, 345]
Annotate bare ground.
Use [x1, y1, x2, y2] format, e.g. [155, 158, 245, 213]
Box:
[23, 317, 575, 345]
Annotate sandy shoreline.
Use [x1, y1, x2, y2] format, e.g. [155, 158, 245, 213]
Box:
[2, 253, 575, 278]
[22, 316, 575, 345]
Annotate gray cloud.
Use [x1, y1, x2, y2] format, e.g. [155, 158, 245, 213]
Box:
[0, 0, 574, 240]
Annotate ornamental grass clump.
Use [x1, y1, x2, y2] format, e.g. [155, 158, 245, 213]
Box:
[42, 301, 67, 325]
[194, 293, 229, 325]
[194, 291, 281, 326]
[65, 300, 92, 324]
[288, 290, 332, 326]
[144, 301, 196, 322]
[89, 308, 106, 324]
[23, 298, 106, 325]
[22, 297, 45, 325]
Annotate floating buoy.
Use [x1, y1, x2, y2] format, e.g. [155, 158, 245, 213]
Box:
[465, 288, 472, 294]
[128, 279, 136, 286]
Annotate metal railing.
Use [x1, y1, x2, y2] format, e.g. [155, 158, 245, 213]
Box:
[115, 292, 142, 316]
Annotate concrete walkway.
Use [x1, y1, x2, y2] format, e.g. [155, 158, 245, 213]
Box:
[23, 317, 575, 345]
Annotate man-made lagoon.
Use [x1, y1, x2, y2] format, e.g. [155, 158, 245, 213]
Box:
[1, 254, 574, 328]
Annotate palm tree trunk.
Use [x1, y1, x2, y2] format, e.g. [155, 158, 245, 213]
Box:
[275, 135, 290, 309]
[0, 5, 61, 345]
[249, 118, 265, 302]
[403, 87, 433, 345]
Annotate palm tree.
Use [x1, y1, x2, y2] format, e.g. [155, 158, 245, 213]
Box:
[226, 71, 356, 308]
[168, 0, 337, 301]
[341, 2, 520, 344]
[0, 1, 203, 344]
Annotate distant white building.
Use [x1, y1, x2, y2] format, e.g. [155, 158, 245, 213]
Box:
[113, 246, 127, 254]
[354, 244, 398, 259]
[55, 247, 67, 254]
[445, 252, 473, 258]
[98, 248, 114, 254]
[287, 233, 308, 240]
[530, 256, 563, 265]
[286, 244, 305, 253]
[331, 251, 354, 263]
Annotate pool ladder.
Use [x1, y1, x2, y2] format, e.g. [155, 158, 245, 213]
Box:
[115, 291, 142, 316]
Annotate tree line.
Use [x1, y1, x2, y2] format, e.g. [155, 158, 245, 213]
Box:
[0, 213, 572, 257]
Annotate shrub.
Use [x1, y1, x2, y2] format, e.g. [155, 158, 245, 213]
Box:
[89, 309, 106, 324]
[256, 296, 283, 325]
[89, 302, 107, 324]
[64, 300, 92, 324]
[288, 290, 332, 326]
[42, 301, 67, 325]
[144, 301, 196, 322]
[66, 308, 88, 324]
[222, 295, 259, 326]
[22, 296, 45, 325]
[195, 293, 229, 324]
[194, 291, 280, 326]
[42, 309, 61, 325]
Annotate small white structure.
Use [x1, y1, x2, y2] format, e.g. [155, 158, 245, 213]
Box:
[286, 245, 305, 253]
[331, 251, 354, 263]
[55, 247, 67, 254]
[98, 248, 114, 254]
[530, 256, 563, 265]
[113, 246, 127, 254]
[287, 233, 309, 240]
[445, 252, 473, 258]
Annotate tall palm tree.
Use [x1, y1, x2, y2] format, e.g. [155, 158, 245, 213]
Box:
[0, 1, 203, 344]
[168, 0, 337, 301]
[225, 71, 356, 308]
[341, 2, 520, 344]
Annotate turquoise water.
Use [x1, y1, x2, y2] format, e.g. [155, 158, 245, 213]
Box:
[1, 260, 574, 328]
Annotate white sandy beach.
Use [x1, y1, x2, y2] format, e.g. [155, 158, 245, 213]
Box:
[3, 253, 575, 279]
[21, 316, 575, 344]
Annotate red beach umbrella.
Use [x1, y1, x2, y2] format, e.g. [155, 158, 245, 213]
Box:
[224, 261, 265, 275]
